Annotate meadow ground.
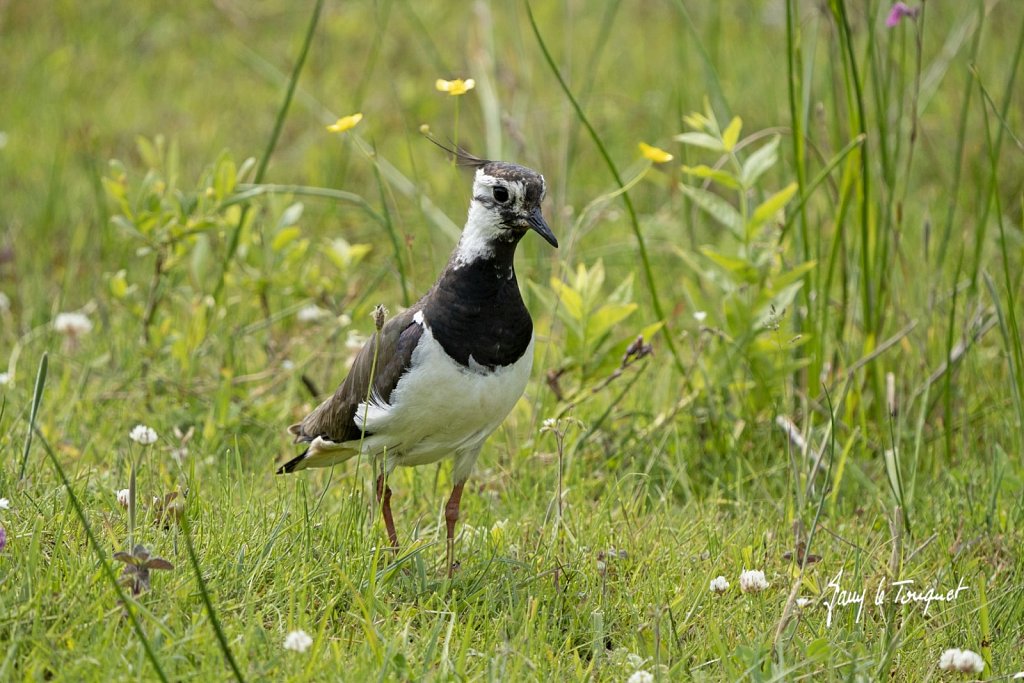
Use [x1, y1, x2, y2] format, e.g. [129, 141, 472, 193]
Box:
[1, 1, 1023, 680]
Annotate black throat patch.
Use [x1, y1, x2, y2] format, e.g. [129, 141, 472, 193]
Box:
[423, 242, 533, 371]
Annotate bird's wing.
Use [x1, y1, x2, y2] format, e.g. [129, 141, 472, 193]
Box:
[289, 305, 424, 444]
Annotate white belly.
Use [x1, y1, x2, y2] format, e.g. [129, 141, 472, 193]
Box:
[353, 326, 534, 481]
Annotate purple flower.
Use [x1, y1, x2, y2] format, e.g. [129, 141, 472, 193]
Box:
[0, 525, 6, 553]
[886, 2, 919, 27]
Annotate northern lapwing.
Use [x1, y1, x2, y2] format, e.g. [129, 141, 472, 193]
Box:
[279, 151, 557, 576]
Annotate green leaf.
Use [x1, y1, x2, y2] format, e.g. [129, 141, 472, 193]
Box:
[679, 184, 743, 236]
[550, 277, 584, 321]
[586, 302, 637, 341]
[271, 226, 301, 252]
[681, 164, 740, 190]
[109, 270, 128, 298]
[740, 135, 780, 187]
[806, 637, 831, 661]
[639, 320, 665, 342]
[213, 157, 236, 200]
[750, 182, 798, 229]
[721, 117, 743, 152]
[699, 246, 759, 283]
[769, 260, 817, 292]
[608, 273, 635, 305]
[326, 238, 372, 270]
[682, 112, 711, 131]
[673, 132, 723, 152]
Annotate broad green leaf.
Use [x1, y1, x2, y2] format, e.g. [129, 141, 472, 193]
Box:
[109, 270, 128, 298]
[586, 302, 637, 341]
[608, 272, 635, 305]
[807, 638, 832, 662]
[679, 184, 743, 236]
[681, 164, 740, 190]
[682, 112, 710, 131]
[750, 182, 798, 229]
[699, 246, 759, 283]
[190, 234, 213, 286]
[111, 215, 142, 238]
[326, 238, 372, 270]
[754, 281, 805, 323]
[740, 135, 780, 187]
[271, 226, 301, 252]
[214, 157, 236, 200]
[549, 277, 584, 321]
[573, 260, 605, 310]
[640, 320, 665, 342]
[721, 117, 743, 152]
[769, 260, 817, 292]
[136, 136, 159, 168]
[673, 132, 723, 152]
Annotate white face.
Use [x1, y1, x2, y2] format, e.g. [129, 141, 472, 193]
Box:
[454, 168, 546, 267]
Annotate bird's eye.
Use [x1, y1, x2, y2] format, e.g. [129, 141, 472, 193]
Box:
[492, 186, 510, 204]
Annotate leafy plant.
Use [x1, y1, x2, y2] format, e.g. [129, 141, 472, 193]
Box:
[113, 544, 174, 595]
[674, 102, 814, 412]
[531, 260, 660, 384]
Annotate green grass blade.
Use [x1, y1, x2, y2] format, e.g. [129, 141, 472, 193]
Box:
[180, 513, 247, 682]
[34, 428, 170, 683]
[18, 352, 48, 480]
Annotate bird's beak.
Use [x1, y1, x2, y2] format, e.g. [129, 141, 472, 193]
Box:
[527, 207, 558, 248]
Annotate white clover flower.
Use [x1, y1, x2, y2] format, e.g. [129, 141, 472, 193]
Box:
[283, 629, 313, 653]
[53, 312, 93, 336]
[129, 424, 158, 445]
[627, 671, 654, 683]
[296, 305, 329, 323]
[693, 310, 707, 322]
[795, 598, 811, 608]
[0, 498, 9, 510]
[709, 575, 730, 594]
[625, 653, 647, 669]
[739, 569, 769, 593]
[937, 648, 984, 673]
[0, 372, 9, 386]
[116, 489, 130, 508]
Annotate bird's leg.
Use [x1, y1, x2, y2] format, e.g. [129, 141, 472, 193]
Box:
[444, 481, 465, 578]
[375, 473, 399, 551]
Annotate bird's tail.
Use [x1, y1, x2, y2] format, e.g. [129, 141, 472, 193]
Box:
[276, 449, 310, 474]
[276, 436, 358, 474]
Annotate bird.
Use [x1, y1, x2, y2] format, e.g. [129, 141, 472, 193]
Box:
[278, 150, 557, 576]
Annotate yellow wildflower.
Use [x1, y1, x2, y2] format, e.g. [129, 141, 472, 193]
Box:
[639, 142, 673, 164]
[326, 113, 363, 133]
[435, 78, 475, 96]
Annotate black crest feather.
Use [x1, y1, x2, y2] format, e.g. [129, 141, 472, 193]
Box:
[422, 132, 491, 169]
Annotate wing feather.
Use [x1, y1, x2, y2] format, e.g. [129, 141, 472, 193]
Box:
[290, 305, 423, 444]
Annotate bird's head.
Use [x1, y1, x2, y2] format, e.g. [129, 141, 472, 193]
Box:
[435, 145, 555, 267]
[468, 161, 557, 249]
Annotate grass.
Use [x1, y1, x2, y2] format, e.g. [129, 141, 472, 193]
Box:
[1, 0, 1023, 680]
